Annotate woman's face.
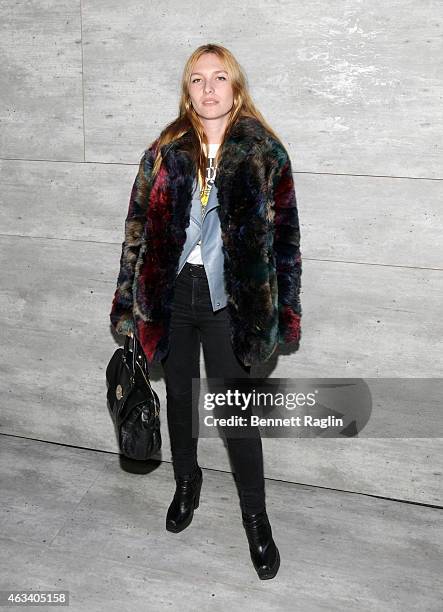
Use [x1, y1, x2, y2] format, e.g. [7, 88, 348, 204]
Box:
[188, 53, 234, 121]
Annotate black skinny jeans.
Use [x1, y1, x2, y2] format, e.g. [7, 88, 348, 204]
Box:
[161, 262, 266, 514]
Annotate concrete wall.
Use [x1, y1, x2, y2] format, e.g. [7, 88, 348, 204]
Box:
[1, 1, 441, 505]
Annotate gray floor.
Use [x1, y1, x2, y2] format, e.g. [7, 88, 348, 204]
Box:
[0, 434, 441, 612]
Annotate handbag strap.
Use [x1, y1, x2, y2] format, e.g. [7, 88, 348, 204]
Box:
[123, 334, 159, 409]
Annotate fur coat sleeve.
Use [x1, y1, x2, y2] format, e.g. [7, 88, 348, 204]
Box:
[272, 145, 302, 349]
[109, 145, 155, 336]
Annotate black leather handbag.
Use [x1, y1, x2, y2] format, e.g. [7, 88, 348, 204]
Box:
[106, 333, 161, 460]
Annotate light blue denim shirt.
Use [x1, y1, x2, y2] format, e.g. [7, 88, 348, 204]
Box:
[176, 178, 228, 311]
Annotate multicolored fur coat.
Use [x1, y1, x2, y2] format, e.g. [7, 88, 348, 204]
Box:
[110, 115, 302, 366]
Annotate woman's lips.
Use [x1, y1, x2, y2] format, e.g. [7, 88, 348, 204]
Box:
[202, 100, 218, 105]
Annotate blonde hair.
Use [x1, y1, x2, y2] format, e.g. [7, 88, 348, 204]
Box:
[149, 43, 284, 187]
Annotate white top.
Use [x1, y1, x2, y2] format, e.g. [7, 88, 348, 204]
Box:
[186, 143, 220, 265]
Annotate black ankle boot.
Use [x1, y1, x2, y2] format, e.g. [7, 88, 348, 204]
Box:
[242, 509, 280, 579]
[166, 466, 203, 533]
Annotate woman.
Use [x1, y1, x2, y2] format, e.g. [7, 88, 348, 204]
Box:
[110, 43, 302, 580]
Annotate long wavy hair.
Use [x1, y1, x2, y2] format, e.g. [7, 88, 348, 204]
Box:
[149, 43, 285, 188]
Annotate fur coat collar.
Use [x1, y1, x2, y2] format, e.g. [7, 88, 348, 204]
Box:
[110, 115, 302, 366]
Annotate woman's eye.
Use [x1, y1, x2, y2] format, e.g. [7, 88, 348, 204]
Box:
[191, 76, 227, 83]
